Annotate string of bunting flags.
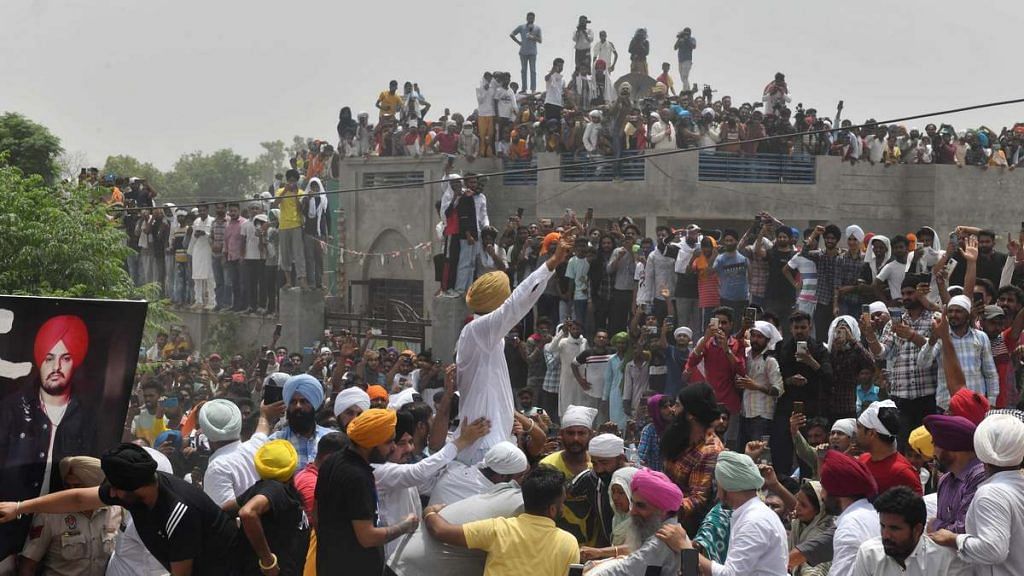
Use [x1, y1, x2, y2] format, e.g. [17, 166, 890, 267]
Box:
[314, 237, 435, 268]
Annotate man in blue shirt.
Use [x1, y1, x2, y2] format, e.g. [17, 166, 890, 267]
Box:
[712, 229, 750, 328]
[270, 374, 333, 469]
[510, 12, 543, 92]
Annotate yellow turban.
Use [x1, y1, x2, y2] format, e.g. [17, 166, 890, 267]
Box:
[59, 456, 105, 488]
[908, 425, 934, 460]
[466, 271, 511, 314]
[348, 408, 398, 449]
[255, 439, 299, 482]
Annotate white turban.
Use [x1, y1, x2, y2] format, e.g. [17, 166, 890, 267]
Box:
[673, 327, 693, 340]
[388, 387, 419, 411]
[198, 399, 242, 443]
[589, 434, 624, 458]
[868, 301, 888, 315]
[333, 387, 371, 418]
[974, 414, 1024, 467]
[562, 405, 598, 429]
[481, 441, 529, 475]
[858, 399, 897, 437]
[831, 418, 857, 438]
[846, 225, 865, 243]
[751, 321, 782, 351]
[948, 295, 973, 312]
[320, 347, 332, 355]
[143, 447, 174, 474]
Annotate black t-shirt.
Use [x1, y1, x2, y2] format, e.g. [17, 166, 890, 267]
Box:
[235, 480, 309, 576]
[765, 247, 796, 302]
[99, 472, 237, 575]
[315, 448, 381, 575]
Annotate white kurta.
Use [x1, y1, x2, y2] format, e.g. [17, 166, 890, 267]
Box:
[955, 469, 1024, 576]
[832, 498, 881, 576]
[189, 216, 215, 280]
[551, 331, 587, 418]
[710, 496, 789, 576]
[429, 460, 496, 507]
[454, 263, 554, 464]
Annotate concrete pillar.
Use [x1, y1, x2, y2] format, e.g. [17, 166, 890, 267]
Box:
[430, 294, 469, 364]
[278, 288, 325, 353]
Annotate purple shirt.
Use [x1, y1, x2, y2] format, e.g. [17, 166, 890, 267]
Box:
[224, 216, 247, 261]
[934, 457, 986, 533]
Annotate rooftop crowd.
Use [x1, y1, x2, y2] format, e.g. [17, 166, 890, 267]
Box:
[7, 10, 1024, 576]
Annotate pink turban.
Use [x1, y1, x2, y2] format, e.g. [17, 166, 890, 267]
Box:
[34, 315, 89, 368]
[630, 468, 684, 513]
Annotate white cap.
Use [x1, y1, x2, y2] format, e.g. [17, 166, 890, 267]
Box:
[589, 434, 624, 458]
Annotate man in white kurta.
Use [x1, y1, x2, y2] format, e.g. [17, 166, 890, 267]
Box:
[189, 205, 217, 309]
[454, 228, 575, 464]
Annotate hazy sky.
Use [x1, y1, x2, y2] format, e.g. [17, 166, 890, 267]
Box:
[3, 0, 1022, 170]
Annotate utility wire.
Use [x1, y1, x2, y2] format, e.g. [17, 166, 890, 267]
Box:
[118, 96, 1024, 213]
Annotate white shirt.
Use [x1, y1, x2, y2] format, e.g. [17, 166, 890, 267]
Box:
[454, 263, 554, 464]
[832, 499, 881, 576]
[710, 496, 788, 576]
[853, 534, 970, 576]
[573, 28, 593, 50]
[106, 517, 169, 576]
[544, 72, 564, 107]
[495, 87, 519, 120]
[593, 40, 616, 66]
[202, 432, 269, 507]
[876, 260, 906, 300]
[955, 470, 1024, 576]
[374, 442, 459, 557]
[583, 122, 601, 153]
[241, 219, 261, 260]
[428, 460, 496, 507]
[476, 79, 497, 116]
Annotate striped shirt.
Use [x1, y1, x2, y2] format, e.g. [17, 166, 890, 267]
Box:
[787, 253, 818, 305]
[917, 328, 999, 409]
[878, 313, 937, 400]
[743, 350, 783, 419]
[542, 348, 561, 393]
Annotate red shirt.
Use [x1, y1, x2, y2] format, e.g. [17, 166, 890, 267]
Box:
[686, 336, 746, 414]
[293, 462, 319, 518]
[859, 451, 922, 495]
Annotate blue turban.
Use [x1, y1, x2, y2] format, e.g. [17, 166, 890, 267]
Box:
[154, 430, 182, 451]
[284, 374, 325, 409]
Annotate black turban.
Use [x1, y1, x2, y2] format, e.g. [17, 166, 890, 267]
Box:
[101, 443, 158, 490]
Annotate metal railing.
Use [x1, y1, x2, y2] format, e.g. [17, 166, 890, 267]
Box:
[502, 158, 538, 186]
[559, 150, 646, 182]
[361, 171, 426, 188]
[698, 152, 816, 184]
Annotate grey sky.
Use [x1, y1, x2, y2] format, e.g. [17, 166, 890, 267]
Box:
[3, 0, 1022, 170]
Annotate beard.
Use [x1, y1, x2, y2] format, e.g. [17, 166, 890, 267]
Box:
[41, 371, 70, 396]
[823, 495, 843, 516]
[369, 444, 390, 464]
[287, 408, 317, 435]
[630, 514, 664, 542]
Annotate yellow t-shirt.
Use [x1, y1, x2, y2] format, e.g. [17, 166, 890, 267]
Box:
[378, 91, 403, 115]
[276, 186, 304, 230]
[539, 450, 591, 479]
[463, 514, 580, 576]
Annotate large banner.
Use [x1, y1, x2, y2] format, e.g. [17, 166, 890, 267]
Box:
[0, 296, 147, 562]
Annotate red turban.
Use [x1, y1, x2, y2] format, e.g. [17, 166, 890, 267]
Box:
[820, 450, 877, 499]
[949, 388, 989, 425]
[34, 315, 89, 369]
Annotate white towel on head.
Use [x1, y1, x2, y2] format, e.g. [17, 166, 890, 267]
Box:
[562, 405, 598, 429]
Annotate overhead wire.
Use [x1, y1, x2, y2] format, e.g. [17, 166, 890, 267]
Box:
[116, 96, 1024, 213]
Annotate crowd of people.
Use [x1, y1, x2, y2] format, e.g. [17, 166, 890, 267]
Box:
[4, 205, 1024, 576]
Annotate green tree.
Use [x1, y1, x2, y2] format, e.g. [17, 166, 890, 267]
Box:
[0, 112, 64, 183]
[168, 149, 256, 203]
[101, 154, 168, 192]
[252, 140, 287, 188]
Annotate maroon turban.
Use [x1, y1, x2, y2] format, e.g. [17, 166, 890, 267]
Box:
[34, 315, 89, 369]
[820, 450, 877, 499]
[923, 414, 976, 452]
[949, 388, 989, 425]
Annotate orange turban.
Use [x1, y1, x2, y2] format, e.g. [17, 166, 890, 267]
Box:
[466, 271, 511, 314]
[347, 408, 397, 449]
[367, 385, 389, 402]
[540, 232, 561, 255]
[34, 315, 89, 368]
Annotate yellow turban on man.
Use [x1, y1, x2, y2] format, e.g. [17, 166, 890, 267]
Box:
[255, 439, 299, 482]
[908, 425, 934, 459]
[466, 271, 511, 314]
[59, 456, 105, 488]
[347, 408, 398, 449]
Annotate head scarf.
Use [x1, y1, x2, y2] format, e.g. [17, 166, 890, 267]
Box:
[673, 327, 693, 341]
[826, 316, 861, 351]
[143, 447, 173, 475]
[845, 225, 865, 244]
[562, 405, 598, 429]
[304, 177, 329, 219]
[947, 295, 973, 313]
[589, 434, 624, 458]
[347, 408, 398, 449]
[334, 387, 371, 418]
[198, 399, 242, 443]
[908, 426, 934, 459]
[481, 441, 529, 475]
[751, 321, 782, 352]
[858, 399, 897, 437]
[949, 388, 989, 425]
[868, 301, 888, 315]
[790, 480, 833, 550]
[974, 413, 1024, 467]
[34, 315, 89, 369]
[714, 451, 765, 492]
[101, 444, 158, 491]
[610, 467, 640, 547]
[283, 374, 325, 409]
[647, 394, 669, 434]
[466, 271, 512, 314]
[255, 439, 299, 482]
[154, 430, 183, 451]
[924, 414, 976, 452]
[867, 235, 892, 276]
[367, 385, 389, 402]
[611, 332, 630, 346]
[831, 418, 857, 439]
[388, 387, 418, 411]
[631, 468, 684, 512]
[820, 450, 877, 499]
[59, 456, 104, 487]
